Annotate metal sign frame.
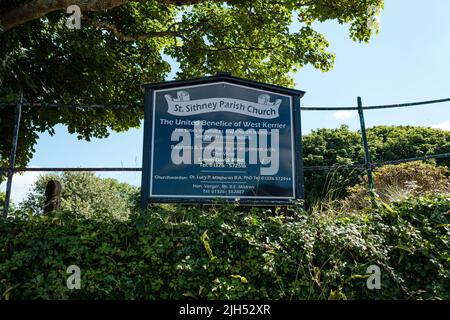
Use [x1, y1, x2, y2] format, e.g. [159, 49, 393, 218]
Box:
[140, 73, 305, 207]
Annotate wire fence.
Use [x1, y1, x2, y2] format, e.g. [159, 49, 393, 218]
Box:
[302, 153, 450, 172]
[1, 158, 448, 185]
[6, 96, 450, 110]
[3, 151, 449, 175]
[2, 95, 450, 217]
[301, 97, 450, 110]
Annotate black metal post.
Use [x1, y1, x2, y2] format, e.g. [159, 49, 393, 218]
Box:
[293, 94, 305, 201]
[2, 92, 23, 218]
[357, 96, 375, 193]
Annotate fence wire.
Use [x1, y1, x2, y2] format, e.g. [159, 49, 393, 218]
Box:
[2, 95, 450, 216]
[301, 97, 450, 111]
[1, 97, 450, 175]
[3, 96, 450, 110]
[1, 152, 449, 174]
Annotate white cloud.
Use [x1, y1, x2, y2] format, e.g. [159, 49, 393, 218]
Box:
[0, 171, 43, 204]
[431, 121, 450, 131]
[332, 111, 356, 120]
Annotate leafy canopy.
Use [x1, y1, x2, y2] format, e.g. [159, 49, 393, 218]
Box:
[302, 125, 450, 202]
[18, 172, 139, 220]
[0, 0, 383, 171]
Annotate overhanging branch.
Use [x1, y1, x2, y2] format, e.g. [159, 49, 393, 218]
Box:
[0, 0, 211, 33]
[84, 17, 184, 41]
[0, 0, 130, 32]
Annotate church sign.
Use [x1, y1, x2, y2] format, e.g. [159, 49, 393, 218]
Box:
[140, 73, 305, 207]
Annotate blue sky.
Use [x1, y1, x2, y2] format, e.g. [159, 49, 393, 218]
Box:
[2, 0, 450, 202]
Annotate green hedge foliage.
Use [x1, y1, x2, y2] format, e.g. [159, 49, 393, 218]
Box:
[342, 161, 450, 211]
[302, 125, 450, 202]
[1, 196, 449, 300]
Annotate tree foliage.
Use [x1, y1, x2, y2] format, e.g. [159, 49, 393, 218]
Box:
[0, 191, 14, 213]
[302, 125, 450, 202]
[0, 0, 383, 172]
[18, 172, 139, 220]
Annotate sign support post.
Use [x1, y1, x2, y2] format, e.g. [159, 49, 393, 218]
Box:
[293, 94, 305, 200]
[140, 88, 153, 210]
[357, 96, 375, 194]
[3, 92, 23, 218]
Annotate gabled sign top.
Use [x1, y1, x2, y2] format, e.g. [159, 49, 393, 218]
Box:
[140, 72, 305, 206]
[141, 72, 306, 98]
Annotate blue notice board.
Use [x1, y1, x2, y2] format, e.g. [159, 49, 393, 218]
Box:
[141, 74, 305, 206]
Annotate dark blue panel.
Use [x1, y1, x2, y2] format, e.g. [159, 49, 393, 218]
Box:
[143, 81, 302, 204]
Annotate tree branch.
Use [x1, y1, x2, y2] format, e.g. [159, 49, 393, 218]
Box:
[0, 0, 212, 33]
[0, 0, 132, 33]
[84, 17, 185, 42]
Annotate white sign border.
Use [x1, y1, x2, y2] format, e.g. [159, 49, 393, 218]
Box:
[149, 81, 296, 200]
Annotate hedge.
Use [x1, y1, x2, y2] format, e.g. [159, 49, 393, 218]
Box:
[0, 196, 449, 300]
